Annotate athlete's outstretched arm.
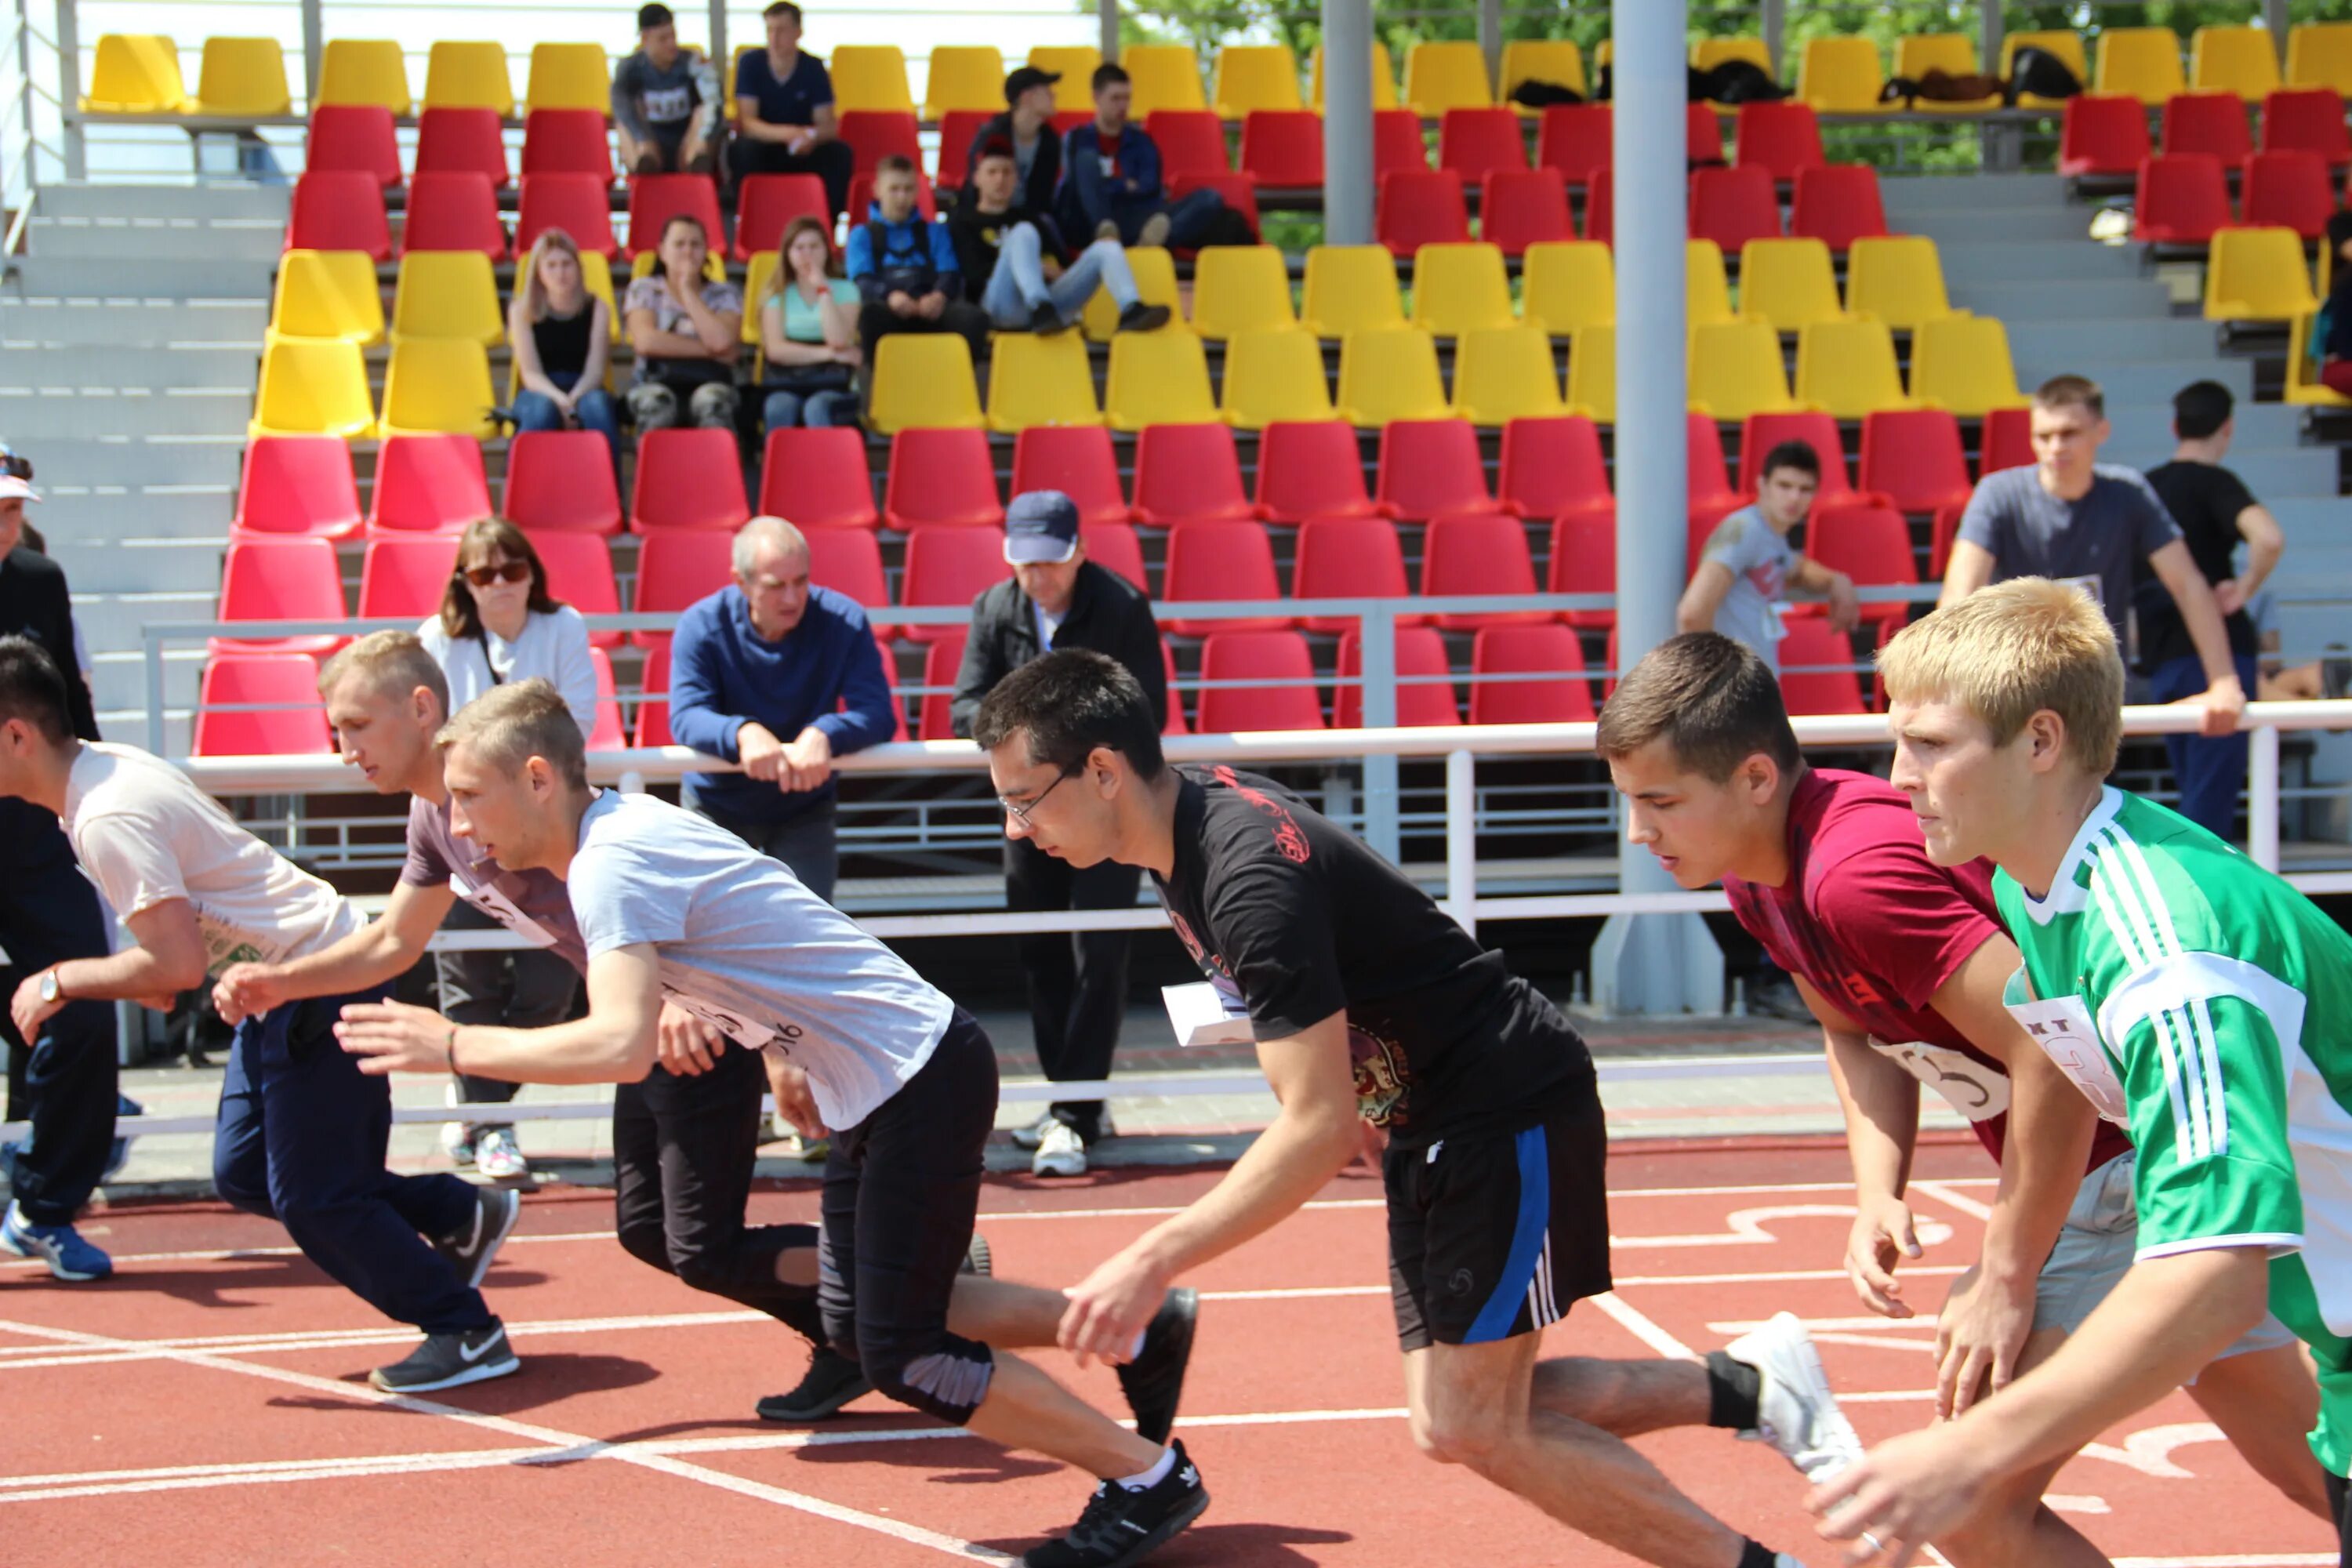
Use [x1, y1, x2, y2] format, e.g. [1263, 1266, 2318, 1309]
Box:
[214, 879, 459, 1023]
[11, 897, 209, 1040]
[1802, 975, 1926, 1320]
[1058, 1010, 1361, 1363]
[336, 943, 664, 1085]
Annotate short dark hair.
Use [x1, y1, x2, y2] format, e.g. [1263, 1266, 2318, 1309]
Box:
[1091, 63, 1129, 93]
[875, 152, 918, 178]
[974, 136, 1016, 165]
[0, 634, 71, 744]
[660, 212, 706, 245]
[1595, 632, 1801, 784]
[636, 3, 673, 31]
[2034, 374, 2105, 419]
[1759, 440, 1820, 482]
[973, 649, 1165, 780]
[2173, 379, 2234, 441]
[763, 1, 802, 21]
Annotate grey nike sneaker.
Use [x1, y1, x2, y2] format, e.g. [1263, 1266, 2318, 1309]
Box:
[1723, 1311, 1864, 1485]
[370, 1323, 519, 1393]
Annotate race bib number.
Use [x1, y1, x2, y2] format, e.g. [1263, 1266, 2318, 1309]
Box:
[2005, 992, 2131, 1124]
[1867, 1037, 2012, 1121]
[449, 873, 560, 950]
[2054, 574, 2104, 609]
[666, 989, 777, 1050]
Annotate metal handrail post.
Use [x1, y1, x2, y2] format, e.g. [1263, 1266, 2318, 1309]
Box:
[1359, 601, 1399, 861]
[1444, 749, 1476, 935]
[55, 0, 78, 179]
[300, 0, 322, 105]
[2250, 723, 2281, 873]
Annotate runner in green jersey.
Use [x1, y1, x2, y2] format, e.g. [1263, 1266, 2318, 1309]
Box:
[1809, 579, 2340, 1566]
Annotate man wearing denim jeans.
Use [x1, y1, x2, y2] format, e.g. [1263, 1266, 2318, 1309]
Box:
[949, 139, 1172, 337]
[1057, 64, 1229, 249]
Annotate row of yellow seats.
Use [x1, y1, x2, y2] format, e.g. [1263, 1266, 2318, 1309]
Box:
[84, 35, 612, 118]
[273, 249, 618, 347]
[2286, 311, 2352, 408]
[251, 335, 501, 441]
[2204, 225, 2340, 324]
[1798, 24, 2352, 114]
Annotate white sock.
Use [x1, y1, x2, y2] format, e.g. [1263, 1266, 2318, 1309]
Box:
[1115, 1444, 1176, 1492]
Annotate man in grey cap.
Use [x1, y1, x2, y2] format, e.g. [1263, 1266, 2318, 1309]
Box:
[964, 66, 1064, 212]
[952, 492, 1164, 1178]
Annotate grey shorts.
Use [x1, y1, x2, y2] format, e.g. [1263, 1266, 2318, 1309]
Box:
[2034, 1149, 2298, 1363]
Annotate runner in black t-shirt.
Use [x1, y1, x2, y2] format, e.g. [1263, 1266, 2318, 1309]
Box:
[975, 650, 1864, 1568]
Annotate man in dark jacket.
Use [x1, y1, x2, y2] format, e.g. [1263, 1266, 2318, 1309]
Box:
[1057, 63, 1228, 248]
[949, 137, 1171, 336]
[951, 492, 1164, 1178]
[963, 65, 1062, 214]
[844, 154, 991, 363]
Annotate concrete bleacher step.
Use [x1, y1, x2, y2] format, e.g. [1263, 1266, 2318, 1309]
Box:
[0, 296, 270, 346]
[24, 215, 285, 263]
[49, 539, 227, 594]
[1882, 172, 2073, 212]
[0, 388, 253, 438]
[5, 256, 274, 299]
[1891, 207, 2101, 246]
[1930, 239, 2143, 284]
[13, 437, 245, 489]
[3, 346, 261, 388]
[1949, 275, 2178, 322]
[2006, 318, 2227, 365]
[43, 489, 240, 541]
[35, 182, 289, 223]
[92, 649, 203, 720]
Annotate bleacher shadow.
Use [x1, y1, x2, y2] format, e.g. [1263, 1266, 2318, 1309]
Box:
[128, 1258, 553, 1311]
[267, 1350, 657, 1413]
[973, 1523, 1352, 1562]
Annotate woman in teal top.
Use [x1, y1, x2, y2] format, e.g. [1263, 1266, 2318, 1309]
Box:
[759, 216, 862, 430]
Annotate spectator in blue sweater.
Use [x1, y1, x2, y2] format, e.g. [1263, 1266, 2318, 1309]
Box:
[665, 516, 895, 904]
[845, 155, 991, 368]
[1057, 62, 1228, 249]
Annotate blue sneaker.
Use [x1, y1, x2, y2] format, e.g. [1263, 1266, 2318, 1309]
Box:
[103, 1094, 143, 1185]
[1, 1200, 113, 1280]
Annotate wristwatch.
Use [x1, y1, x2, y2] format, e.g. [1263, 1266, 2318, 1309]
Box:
[38, 967, 64, 1005]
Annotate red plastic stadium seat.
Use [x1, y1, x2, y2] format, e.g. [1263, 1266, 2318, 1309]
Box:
[1582, 164, 1613, 244]
[734, 174, 830, 260]
[1161, 638, 1189, 735]
[1254, 419, 1374, 524]
[415, 107, 510, 190]
[1687, 100, 1725, 166]
[2134, 154, 2233, 243]
[1480, 169, 1573, 256]
[1083, 522, 1148, 592]
[285, 169, 390, 261]
[759, 426, 877, 531]
[1536, 103, 1610, 184]
[1170, 171, 1261, 240]
[366, 434, 490, 535]
[634, 641, 674, 746]
[630, 428, 750, 532]
[1859, 409, 1973, 516]
[503, 430, 623, 535]
[1335, 626, 1459, 728]
[401, 170, 507, 259]
[1734, 101, 1824, 180]
[1789, 164, 1889, 251]
[1011, 426, 1130, 527]
[1162, 519, 1288, 634]
[1374, 108, 1429, 176]
[1803, 503, 1916, 627]
[2059, 93, 2151, 177]
[803, 526, 887, 608]
[1468, 623, 1595, 724]
[884, 427, 1003, 530]
[234, 436, 362, 540]
[2161, 91, 2253, 162]
[846, 171, 938, 223]
[358, 534, 460, 620]
[837, 109, 922, 174]
[521, 108, 613, 180]
[1052, 110, 1092, 137]
[517, 172, 619, 259]
[1421, 512, 1543, 629]
[1377, 168, 1470, 256]
[2241, 150, 2335, 238]
[532, 532, 622, 648]
[1376, 418, 1491, 521]
[630, 530, 734, 647]
[1980, 405, 2033, 475]
[213, 538, 347, 655]
[2261, 87, 2350, 169]
[1133, 423, 1253, 525]
[1689, 165, 1780, 252]
[933, 110, 994, 192]
[898, 527, 1010, 643]
[306, 105, 401, 194]
[194, 655, 334, 757]
[918, 632, 967, 740]
[1778, 619, 1867, 714]
[1147, 109, 1229, 179]
[1240, 109, 1323, 186]
[1687, 412, 1743, 529]
[1439, 107, 1530, 185]
[1546, 509, 1617, 629]
[585, 647, 627, 749]
[1292, 516, 1413, 633]
[1195, 630, 1324, 732]
[1498, 415, 1610, 520]
[1739, 412, 1857, 503]
[625, 172, 725, 258]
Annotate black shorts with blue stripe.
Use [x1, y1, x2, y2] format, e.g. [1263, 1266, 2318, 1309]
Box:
[1384, 1089, 1612, 1351]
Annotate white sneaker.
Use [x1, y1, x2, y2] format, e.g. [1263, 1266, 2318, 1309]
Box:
[474, 1127, 530, 1182]
[1011, 1111, 1060, 1151]
[1032, 1120, 1087, 1178]
[1724, 1312, 1864, 1485]
[440, 1121, 475, 1168]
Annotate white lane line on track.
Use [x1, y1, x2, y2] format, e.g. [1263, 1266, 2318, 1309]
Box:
[1909, 1181, 1997, 1222]
[2114, 1559, 2336, 1566]
[1587, 1292, 1695, 1359]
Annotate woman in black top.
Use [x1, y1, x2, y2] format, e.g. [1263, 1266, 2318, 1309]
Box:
[508, 227, 620, 459]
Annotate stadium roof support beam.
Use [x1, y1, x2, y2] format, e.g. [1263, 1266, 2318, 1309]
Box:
[1100, 0, 1120, 67]
[1322, 0, 1374, 249]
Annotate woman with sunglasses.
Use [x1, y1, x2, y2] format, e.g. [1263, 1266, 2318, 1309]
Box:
[416, 519, 597, 1182]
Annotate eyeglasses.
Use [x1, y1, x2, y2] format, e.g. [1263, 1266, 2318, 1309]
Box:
[462, 561, 533, 588]
[999, 767, 1078, 827]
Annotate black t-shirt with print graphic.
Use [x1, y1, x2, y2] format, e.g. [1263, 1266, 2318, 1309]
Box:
[1152, 765, 1593, 1150]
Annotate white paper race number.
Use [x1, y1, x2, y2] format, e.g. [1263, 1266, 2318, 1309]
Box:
[448, 873, 560, 949]
[1867, 1037, 2012, 1121]
[2005, 993, 2132, 1124]
[666, 990, 776, 1050]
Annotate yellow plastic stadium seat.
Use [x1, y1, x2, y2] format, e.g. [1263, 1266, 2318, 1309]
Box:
[1844, 235, 1958, 329]
[1499, 42, 1587, 113]
[317, 39, 412, 116]
[1693, 38, 1774, 74]
[1450, 325, 1566, 426]
[1686, 239, 1734, 329]
[1403, 42, 1494, 117]
[869, 332, 983, 434]
[2205, 226, 2318, 322]
[1081, 246, 1181, 342]
[579, 252, 618, 317]
[526, 43, 612, 114]
[2192, 26, 2282, 102]
[1999, 31, 2089, 109]
[1690, 318, 1797, 421]
[83, 35, 187, 114]
[1566, 322, 1615, 423]
[1126, 44, 1207, 114]
[380, 336, 499, 438]
[1301, 245, 1405, 339]
[1029, 47, 1102, 114]
[1738, 238, 1847, 332]
[1907, 314, 2027, 417]
[250, 336, 375, 438]
[829, 45, 916, 114]
[1214, 45, 1304, 119]
[2287, 24, 2352, 93]
[924, 46, 1006, 118]
[1410, 242, 1515, 337]
[987, 331, 1102, 432]
[271, 250, 386, 346]
[2287, 310, 2352, 405]
[1105, 328, 1219, 432]
[1797, 37, 1886, 114]
[1191, 245, 1298, 341]
[1893, 35, 1996, 111]
[1793, 317, 1913, 419]
[1595, 41, 1612, 71]
[742, 253, 779, 344]
[1220, 327, 1334, 429]
[391, 251, 504, 347]
[423, 42, 515, 116]
[1520, 241, 1613, 336]
[192, 38, 290, 117]
[1335, 326, 1448, 427]
[1312, 42, 1400, 111]
[2093, 27, 2186, 107]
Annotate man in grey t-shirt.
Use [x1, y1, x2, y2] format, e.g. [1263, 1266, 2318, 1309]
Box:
[1941, 375, 2245, 736]
[610, 2, 719, 175]
[1677, 438, 1858, 677]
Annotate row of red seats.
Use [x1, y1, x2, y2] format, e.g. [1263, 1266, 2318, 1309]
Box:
[1398, 160, 1886, 256]
[2131, 151, 2346, 243]
[2060, 86, 2352, 177]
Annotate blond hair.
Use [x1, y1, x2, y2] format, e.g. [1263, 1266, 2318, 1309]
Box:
[517, 227, 588, 325]
[1878, 579, 2124, 775]
[2032, 373, 2104, 419]
[319, 629, 449, 715]
[436, 677, 589, 790]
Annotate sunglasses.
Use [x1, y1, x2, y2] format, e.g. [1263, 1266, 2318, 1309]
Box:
[461, 561, 533, 588]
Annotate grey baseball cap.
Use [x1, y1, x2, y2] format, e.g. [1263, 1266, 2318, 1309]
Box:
[1004, 490, 1080, 564]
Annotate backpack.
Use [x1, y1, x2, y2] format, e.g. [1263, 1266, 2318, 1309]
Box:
[864, 218, 938, 298]
[1508, 79, 1584, 109]
[1878, 67, 2005, 107]
[1694, 60, 1791, 104]
[2006, 45, 2083, 105]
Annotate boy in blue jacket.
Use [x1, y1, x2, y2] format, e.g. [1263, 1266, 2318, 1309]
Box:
[1057, 64, 1229, 248]
[846, 155, 993, 365]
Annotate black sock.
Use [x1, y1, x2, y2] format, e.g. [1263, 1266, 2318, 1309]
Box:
[1737, 1541, 1778, 1568]
[1706, 1348, 1763, 1430]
